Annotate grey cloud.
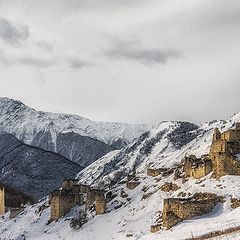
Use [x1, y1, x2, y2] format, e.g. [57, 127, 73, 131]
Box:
[0, 17, 29, 45]
[67, 58, 93, 70]
[0, 50, 54, 68]
[104, 40, 181, 65]
[36, 40, 54, 52]
[18, 56, 54, 68]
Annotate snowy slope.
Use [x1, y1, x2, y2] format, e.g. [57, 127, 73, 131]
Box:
[0, 97, 150, 147]
[2, 175, 240, 240]
[0, 113, 240, 240]
[77, 113, 240, 187]
[0, 97, 151, 166]
[0, 133, 83, 200]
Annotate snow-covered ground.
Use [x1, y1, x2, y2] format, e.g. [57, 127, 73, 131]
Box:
[2, 174, 240, 240]
[0, 112, 240, 240]
[78, 112, 240, 187]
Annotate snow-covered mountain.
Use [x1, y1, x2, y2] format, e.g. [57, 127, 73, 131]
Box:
[0, 97, 151, 167]
[1, 112, 240, 240]
[0, 133, 83, 200]
[77, 113, 240, 187]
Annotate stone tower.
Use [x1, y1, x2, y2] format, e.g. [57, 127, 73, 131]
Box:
[236, 122, 240, 131]
[213, 128, 221, 142]
[209, 123, 240, 178]
[95, 191, 106, 215]
[0, 186, 5, 216]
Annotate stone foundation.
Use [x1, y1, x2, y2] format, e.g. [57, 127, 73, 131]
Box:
[126, 181, 140, 190]
[231, 198, 240, 209]
[9, 207, 24, 219]
[147, 168, 164, 177]
[160, 182, 180, 192]
[150, 224, 161, 233]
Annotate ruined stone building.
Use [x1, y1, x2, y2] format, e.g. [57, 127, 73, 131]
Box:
[85, 188, 106, 212]
[147, 168, 161, 177]
[95, 191, 106, 215]
[50, 179, 106, 220]
[182, 123, 240, 179]
[0, 186, 4, 216]
[209, 123, 240, 178]
[147, 167, 168, 177]
[162, 193, 220, 229]
[9, 207, 24, 219]
[183, 155, 212, 179]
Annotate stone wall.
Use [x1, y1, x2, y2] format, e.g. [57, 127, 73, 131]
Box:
[183, 155, 212, 179]
[9, 207, 24, 219]
[50, 180, 106, 220]
[95, 192, 106, 215]
[209, 124, 240, 178]
[126, 181, 140, 190]
[85, 189, 106, 212]
[162, 193, 220, 229]
[0, 186, 4, 216]
[160, 182, 180, 192]
[62, 179, 79, 190]
[50, 190, 76, 220]
[150, 224, 161, 233]
[147, 168, 162, 177]
[231, 198, 240, 209]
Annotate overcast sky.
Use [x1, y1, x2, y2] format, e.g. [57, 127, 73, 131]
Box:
[0, 0, 239, 124]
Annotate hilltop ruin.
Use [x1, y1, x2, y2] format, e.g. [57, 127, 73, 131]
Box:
[162, 193, 221, 229]
[182, 122, 240, 179]
[50, 179, 106, 221]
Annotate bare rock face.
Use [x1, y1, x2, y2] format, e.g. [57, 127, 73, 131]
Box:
[55, 132, 114, 167]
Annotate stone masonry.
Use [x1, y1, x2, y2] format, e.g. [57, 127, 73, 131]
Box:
[209, 123, 240, 178]
[85, 189, 106, 215]
[0, 186, 4, 216]
[95, 191, 106, 215]
[147, 167, 167, 177]
[182, 122, 240, 179]
[183, 155, 213, 179]
[50, 179, 106, 220]
[162, 193, 220, 229]
[50, 189, 76, 220]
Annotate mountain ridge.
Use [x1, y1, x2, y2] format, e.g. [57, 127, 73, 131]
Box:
[0, 132, 83, 200]
[0, 97, 151, 167]
[0, 112, 240, 239]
